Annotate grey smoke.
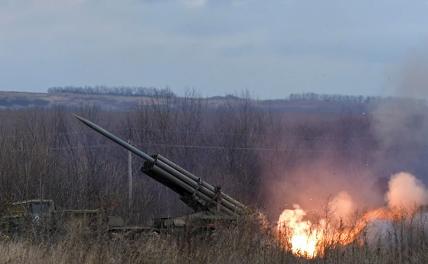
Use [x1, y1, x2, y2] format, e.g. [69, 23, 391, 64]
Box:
[370, 50, 428, 180]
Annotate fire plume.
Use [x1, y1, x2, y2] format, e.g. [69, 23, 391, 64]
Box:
[277, 204, 325, 258]
[276, 205, 397, 258]
[275, 172, 428, 259]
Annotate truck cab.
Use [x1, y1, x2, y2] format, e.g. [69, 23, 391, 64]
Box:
[0, 199, 55, 234]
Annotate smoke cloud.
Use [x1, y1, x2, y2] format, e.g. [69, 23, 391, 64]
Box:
[365, 172, 428, 247]
[269, 50, 428, 254]
[385, 172, 428, 211]
[261, 49, 428, 222]
[261, 156, 383, 220]
[328, 191, 355, 223]
[397, 51, 428, 98]
[370, 50, 428, 178]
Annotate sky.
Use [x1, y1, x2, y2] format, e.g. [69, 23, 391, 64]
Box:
[1, 0, 428, 99]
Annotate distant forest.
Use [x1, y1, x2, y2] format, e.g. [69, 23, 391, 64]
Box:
[48, 86, 176, 97]
[47, 86, 426, 106]
[287, 92, 426, 104]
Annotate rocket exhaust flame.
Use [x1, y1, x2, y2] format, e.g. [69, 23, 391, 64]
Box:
[277, 204, 325, 258]
[275, 172, 428, 259]
[276, 204, 399, 258]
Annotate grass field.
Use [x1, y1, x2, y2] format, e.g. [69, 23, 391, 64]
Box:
[0, 216, 426, 264]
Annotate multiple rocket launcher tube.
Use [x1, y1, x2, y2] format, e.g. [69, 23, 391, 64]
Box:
[74, 115, 246, 217]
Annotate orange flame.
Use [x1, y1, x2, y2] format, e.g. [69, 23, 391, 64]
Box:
[276, 205, 397, 258]
[276, 172, 427, 258]
[277, 204, 325, 258]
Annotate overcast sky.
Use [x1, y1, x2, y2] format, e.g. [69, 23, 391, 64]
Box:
[1, 0, 428, 98]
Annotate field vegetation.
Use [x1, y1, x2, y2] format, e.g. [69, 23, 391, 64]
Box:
[0, 215, 426, 264]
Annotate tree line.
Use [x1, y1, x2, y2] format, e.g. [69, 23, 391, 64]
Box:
[48, 86, 176, 98]
[288, 92, 427, 104]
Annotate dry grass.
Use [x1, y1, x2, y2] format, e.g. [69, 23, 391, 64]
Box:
[0, 217, 426, 264]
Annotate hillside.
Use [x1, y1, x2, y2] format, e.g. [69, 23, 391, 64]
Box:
[0, 91, 370, 114]
[0, 91, 152, 110]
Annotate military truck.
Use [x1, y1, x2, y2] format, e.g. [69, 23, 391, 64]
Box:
[1, 115, 250, 237]
[0, 199, 146, 237]
[74, 115, 249, 234]
[0, 199, 56, 235]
